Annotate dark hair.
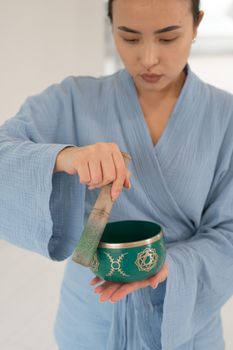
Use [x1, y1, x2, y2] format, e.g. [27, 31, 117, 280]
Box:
[107, 0, 201, 25]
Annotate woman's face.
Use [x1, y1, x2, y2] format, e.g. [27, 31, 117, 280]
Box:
[112, 0, 203, 94]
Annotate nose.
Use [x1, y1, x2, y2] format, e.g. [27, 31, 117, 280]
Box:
[140, 43, 160, 70]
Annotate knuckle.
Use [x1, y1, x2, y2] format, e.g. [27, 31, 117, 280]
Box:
[112, 183, 123, 193]
[77, 155, 90, 166]
[89, 147, 98, 157]
[80, 177, 91, 184]
[104, 174, 116, 183]
[101, 174, 114, 186]
[94, 143, 112, 157]
[110, 142, 120, 151]
[117, 165, 127, 179]
[94, 142, 103, 150]
[92, 179, 102, 185]
[95, 142, 108, 150]
[118, 172, 127, 183]
[85, 144, 97, 157]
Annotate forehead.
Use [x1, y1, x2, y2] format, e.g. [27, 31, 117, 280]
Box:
[112, 0, 191, 27]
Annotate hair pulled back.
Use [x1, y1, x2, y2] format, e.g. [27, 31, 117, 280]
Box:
[107, 0, 201, 25]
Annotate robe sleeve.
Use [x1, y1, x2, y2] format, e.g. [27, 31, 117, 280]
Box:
[162, 146, 233, 349]
[0, 77, 85, 261]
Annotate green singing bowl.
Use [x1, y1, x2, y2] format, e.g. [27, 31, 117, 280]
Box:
[90, 220, 166, 283]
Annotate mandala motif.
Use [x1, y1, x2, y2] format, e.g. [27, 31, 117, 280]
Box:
[135, 248, 158, 272]
[90, 253, 99, 272]
[104, 252, 130, 277]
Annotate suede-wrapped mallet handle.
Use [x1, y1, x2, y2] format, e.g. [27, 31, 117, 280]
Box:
[72, 151, 132, 267]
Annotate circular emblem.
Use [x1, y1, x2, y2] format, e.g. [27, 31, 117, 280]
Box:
[135, 248, 158, 272]
[104, 252, 130, 277]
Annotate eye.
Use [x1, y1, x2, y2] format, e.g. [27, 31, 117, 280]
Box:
[123, 38, 139, 44]
[160, 38, 177, 44]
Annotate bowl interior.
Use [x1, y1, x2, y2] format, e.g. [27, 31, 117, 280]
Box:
[101, 220, 161, 244]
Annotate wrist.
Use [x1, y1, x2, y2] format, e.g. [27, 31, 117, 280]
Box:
[54, 146, 75, 173]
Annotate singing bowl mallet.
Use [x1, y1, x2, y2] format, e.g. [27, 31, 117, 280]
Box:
[72, 151, 132, 267]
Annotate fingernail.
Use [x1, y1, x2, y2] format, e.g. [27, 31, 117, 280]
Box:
[99, 297, 107, 303]
[91, 282, 98, 287]
[152, 283, 158, 289]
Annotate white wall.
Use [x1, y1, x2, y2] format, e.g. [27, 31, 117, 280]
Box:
[0, 1, 105, 348]
[0, 0, 105, 121]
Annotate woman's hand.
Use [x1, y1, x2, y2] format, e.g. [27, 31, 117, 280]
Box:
[90, 263, 169, 303]
[54, 143, 131, 201]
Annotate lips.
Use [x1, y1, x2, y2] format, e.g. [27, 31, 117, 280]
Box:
[141, 73, 162, 78]
[140, 73, 163, 83]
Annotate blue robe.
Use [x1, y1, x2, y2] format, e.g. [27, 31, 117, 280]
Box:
[1, 64, 233, 349]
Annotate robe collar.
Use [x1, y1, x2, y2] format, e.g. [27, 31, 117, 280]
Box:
[115, 63, 203, 236]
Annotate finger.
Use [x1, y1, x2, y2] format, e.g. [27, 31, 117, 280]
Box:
[100, 155, 117, 186]
[90, 276, 104, 285]
[94, 280, 116, 293]
[149, 264, 169, 289]
[110, 280, 150, 302]
[76, 159, 92, 185]
[123, 174, 132, 189]
[88, 159, 103, 186]
[95, 282, 123, 302]
[111, 151, 128, 200]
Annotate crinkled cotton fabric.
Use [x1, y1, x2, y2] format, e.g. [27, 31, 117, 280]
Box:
[0, 64, 232, 349]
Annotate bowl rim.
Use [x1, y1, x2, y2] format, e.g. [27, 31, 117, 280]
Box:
[99, 231, 163, 249]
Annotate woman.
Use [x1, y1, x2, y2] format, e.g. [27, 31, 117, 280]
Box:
[1, 0, 233, 349]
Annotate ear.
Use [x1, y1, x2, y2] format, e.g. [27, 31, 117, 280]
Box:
[196, 10, 204, 27]
[193, 10, 204, 37]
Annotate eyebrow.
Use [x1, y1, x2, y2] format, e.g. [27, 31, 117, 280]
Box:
[118, 25, 182, 34]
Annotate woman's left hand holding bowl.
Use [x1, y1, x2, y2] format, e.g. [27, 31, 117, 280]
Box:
[90, 263, 169, 303]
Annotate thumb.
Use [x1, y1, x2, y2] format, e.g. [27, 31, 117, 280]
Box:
[149, 263, 169, 289]
[111, 171, 132, 201]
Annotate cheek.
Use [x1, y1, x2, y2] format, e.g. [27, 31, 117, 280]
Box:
[178, 32, 194, 53]
[115, 40, 136, 64]
[166, 39, 192, 65]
